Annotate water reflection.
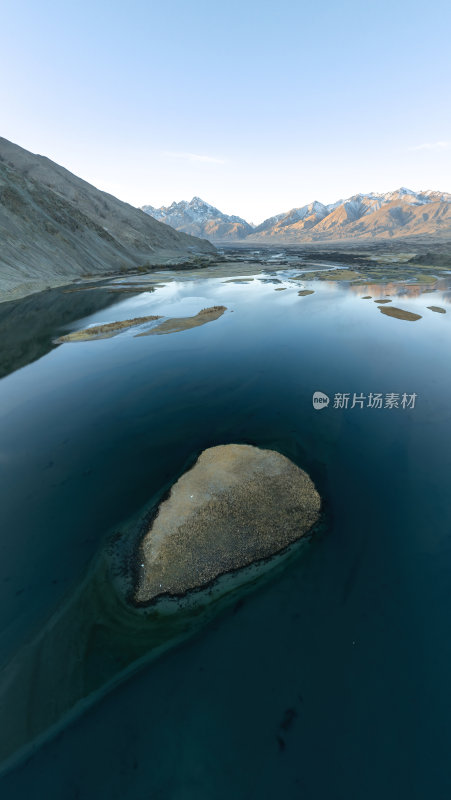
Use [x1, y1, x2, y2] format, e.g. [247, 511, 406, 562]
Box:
[0, 284, 138, 379]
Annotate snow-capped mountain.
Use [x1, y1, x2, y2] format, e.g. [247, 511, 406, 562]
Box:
[253, 201, 330, 235]
[142, 197, 253, 241]
[142, 189, 451, 243]
[251, 188, 451, 242]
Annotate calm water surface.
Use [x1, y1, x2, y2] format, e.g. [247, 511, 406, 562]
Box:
[0, 261, 451, 798]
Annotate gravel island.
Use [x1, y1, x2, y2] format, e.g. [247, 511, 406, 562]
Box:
[136, 444, 321, 603]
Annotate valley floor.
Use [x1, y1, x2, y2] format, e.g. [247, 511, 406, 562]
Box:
[1, 237, 450, 306]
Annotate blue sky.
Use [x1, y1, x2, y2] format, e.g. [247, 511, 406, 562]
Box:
[2, 0, 451, 222]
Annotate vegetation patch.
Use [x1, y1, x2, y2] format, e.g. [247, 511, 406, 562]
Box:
[56, 315, 162, 342]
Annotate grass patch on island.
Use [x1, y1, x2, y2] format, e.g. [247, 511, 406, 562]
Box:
[57, 315, 162, 342]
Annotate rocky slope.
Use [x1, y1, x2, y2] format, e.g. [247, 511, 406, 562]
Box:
[0, 138, 215, 301]
[252, 200, 330, 237]
[142, 196, 253, 241]
[251, 189, 451, 242]
[144, 188, 451, 243]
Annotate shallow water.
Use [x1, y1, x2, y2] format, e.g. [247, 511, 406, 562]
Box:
[1, 256, 451, 798]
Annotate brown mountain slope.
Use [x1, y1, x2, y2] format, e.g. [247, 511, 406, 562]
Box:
[315, 200, 451, 240]
[247, 199, 451, 242]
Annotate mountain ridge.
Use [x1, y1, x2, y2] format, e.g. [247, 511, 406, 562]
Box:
[142, 197, 254, 241]
[0, 138, 215, 302]
[143, 189, 451, 243]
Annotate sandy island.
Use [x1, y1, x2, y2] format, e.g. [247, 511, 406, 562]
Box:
[56, 315, 162, 342]
[378, 305, 422, 321]
[137, 305, 227, 336]
[136, 444, 321, 603]
[56, 306, 227, 342]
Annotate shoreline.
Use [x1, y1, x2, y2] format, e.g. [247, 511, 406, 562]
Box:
[2, 238, 450, 305]
[0, 253, 221, 305]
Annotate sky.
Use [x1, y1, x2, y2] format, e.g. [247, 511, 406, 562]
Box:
[2, 0, 451, 224]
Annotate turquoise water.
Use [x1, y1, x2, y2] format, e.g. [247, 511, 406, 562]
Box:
[1, 262, 451, 797]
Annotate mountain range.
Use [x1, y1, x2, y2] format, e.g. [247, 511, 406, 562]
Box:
[0, 138, 214, 301]
[1, 135, 450, 304]
[143, 189, 451, 243]
[142, 197, 253, 240]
